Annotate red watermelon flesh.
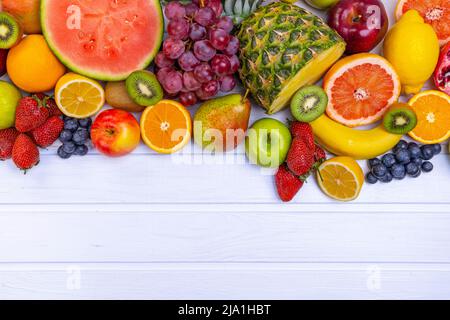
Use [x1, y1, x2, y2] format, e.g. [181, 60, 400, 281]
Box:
[41, 0, 164, 81]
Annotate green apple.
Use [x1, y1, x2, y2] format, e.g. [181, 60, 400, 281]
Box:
[0, 81, 22, 129]
[304, 0, 340, 10]
[245, 118, 292, 168]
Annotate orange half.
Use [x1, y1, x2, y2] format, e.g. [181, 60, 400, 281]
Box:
[323, 53, 401, 127]
[395, 0, 450, 46]
[408, 90, 450, 144]
[140, 100, 192, 154]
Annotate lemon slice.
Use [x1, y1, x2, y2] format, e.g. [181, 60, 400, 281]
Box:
[55, 73, 105, 118]
[317, 156, 364, 202]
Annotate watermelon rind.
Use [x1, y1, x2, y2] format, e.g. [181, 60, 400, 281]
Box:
[40, 0, 164, 81]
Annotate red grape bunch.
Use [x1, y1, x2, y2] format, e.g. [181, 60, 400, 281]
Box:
[156, 0, 240, 106]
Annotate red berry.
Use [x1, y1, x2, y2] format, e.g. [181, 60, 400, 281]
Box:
[275, 164, 304, 202]
[0, 127, 20, 160]
[12, 134, 40, 171]
[15, 95, 51, 133]
[286, 137, 314, 176]
[290, 121, 314, 149]
[31, 116, 64, 148]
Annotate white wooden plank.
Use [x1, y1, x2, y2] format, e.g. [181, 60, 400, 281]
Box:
[0, 263, 449, 299]
[0, 211, 449, 263]
[0, 153, 448, 204]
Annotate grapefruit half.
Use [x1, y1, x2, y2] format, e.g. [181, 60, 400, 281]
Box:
[395, 0, 450, 46]
[323, 53, 401, 128]
[41, 0, 164, 81]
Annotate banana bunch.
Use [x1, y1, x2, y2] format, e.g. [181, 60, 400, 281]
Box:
[311, 115, 402, 160]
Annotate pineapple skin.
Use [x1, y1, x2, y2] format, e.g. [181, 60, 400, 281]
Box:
[237, 2, 346, 114]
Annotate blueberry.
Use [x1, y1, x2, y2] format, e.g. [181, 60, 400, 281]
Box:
[64, 119, 79, 132]
[393, 140, 408, 152]
[78, 118, 92, 128]
[72, 128, 90, 146]
[421, 161, 433, 173]
[74, 145, 89, 156]
[381, 153, 396, 168]
[432, 144, 442, 155]
[372, 164, 387, 178]
[379, 172, 393, 183]
[57, 146, 71, 159]
[405, 162, 419, 176]
[412, 157, 423, 167]
[395, 149, 410, 164]
[59, 130, 73, 142]
[407, 144, 422, 159]
[62, 141, 76, 154]
[366, 173, 378, 184]
[421, 145, 434, 160]
[390, 164, 406, 180]
[410, 169, 421, 178]
[368, 158, 381, 168]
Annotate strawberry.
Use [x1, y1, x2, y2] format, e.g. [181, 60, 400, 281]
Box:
[314, 144, 326, 162]
[275, 164, 304, 202]
[0, 128, 20, 160]
[31, 116, 64, 148]
[15, 95, 50, 133]
[286, 137, 315, 176]
[34, 93, 63, 117]
[290, 121, 314, 149]
[12, 134, 40, 171]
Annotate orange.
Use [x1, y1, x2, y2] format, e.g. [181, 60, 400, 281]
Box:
[7, 35, 65, 92]
[317, 156, 364, 202]
[395, 0, 450, 46]
[408, 90, 450, 144]
[323, 53, 401, 127]
[140, 100, 192, 154]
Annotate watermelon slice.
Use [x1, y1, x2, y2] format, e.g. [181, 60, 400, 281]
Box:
[41, 0, 164, 81]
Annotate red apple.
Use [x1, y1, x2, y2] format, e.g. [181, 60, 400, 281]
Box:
[0, 50, 7, 77]
[434, 43, 450, 95]
[91, 109, 141, 157]
[328, 0, 388, 54]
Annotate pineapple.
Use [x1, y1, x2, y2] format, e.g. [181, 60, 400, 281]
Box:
[237, 2, 346, 114]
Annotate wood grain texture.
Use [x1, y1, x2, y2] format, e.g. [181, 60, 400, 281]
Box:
[0, 0, 449, 299]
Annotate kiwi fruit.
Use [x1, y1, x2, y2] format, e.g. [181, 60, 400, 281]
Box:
[105, 81, 146, 113]
[290, 85, 328, 122]
[383, 103, 417, 134]
[0, 12, 22, 49]
[126, 70, 163, 107]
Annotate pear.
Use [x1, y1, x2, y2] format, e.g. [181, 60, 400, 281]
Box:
[194, 94, 251, 152]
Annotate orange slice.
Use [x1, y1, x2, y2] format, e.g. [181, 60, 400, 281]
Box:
[408, 90, 450, 144]
[317, 156, 364, 202]
[395, 0, 450, 46]
[140, 100, 192, 154]
[323, 53, 401, 127]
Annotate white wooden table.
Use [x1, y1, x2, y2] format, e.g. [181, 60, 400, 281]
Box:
[0, 0, 449, 299]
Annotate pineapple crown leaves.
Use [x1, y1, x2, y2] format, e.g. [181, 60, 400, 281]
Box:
[224, 0, 263, 24]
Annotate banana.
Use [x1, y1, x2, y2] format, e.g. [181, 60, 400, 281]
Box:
[311, 115, 402, 160]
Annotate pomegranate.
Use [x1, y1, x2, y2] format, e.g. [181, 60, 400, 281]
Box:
[434, 43, 450, 95]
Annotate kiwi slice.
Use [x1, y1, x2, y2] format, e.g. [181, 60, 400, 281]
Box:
[383, 103, 417, 134]
[290, 85, 328, 123]
[126, 70, 163, 107]
[106, 81, 146, 113]
[0, 12, 22, 49]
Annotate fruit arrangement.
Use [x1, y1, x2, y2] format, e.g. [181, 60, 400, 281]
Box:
[0, 0, 448, 204]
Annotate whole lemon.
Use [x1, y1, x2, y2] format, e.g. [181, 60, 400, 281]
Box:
[383, 10, 439, 95]
[7, 35, 65, 92]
